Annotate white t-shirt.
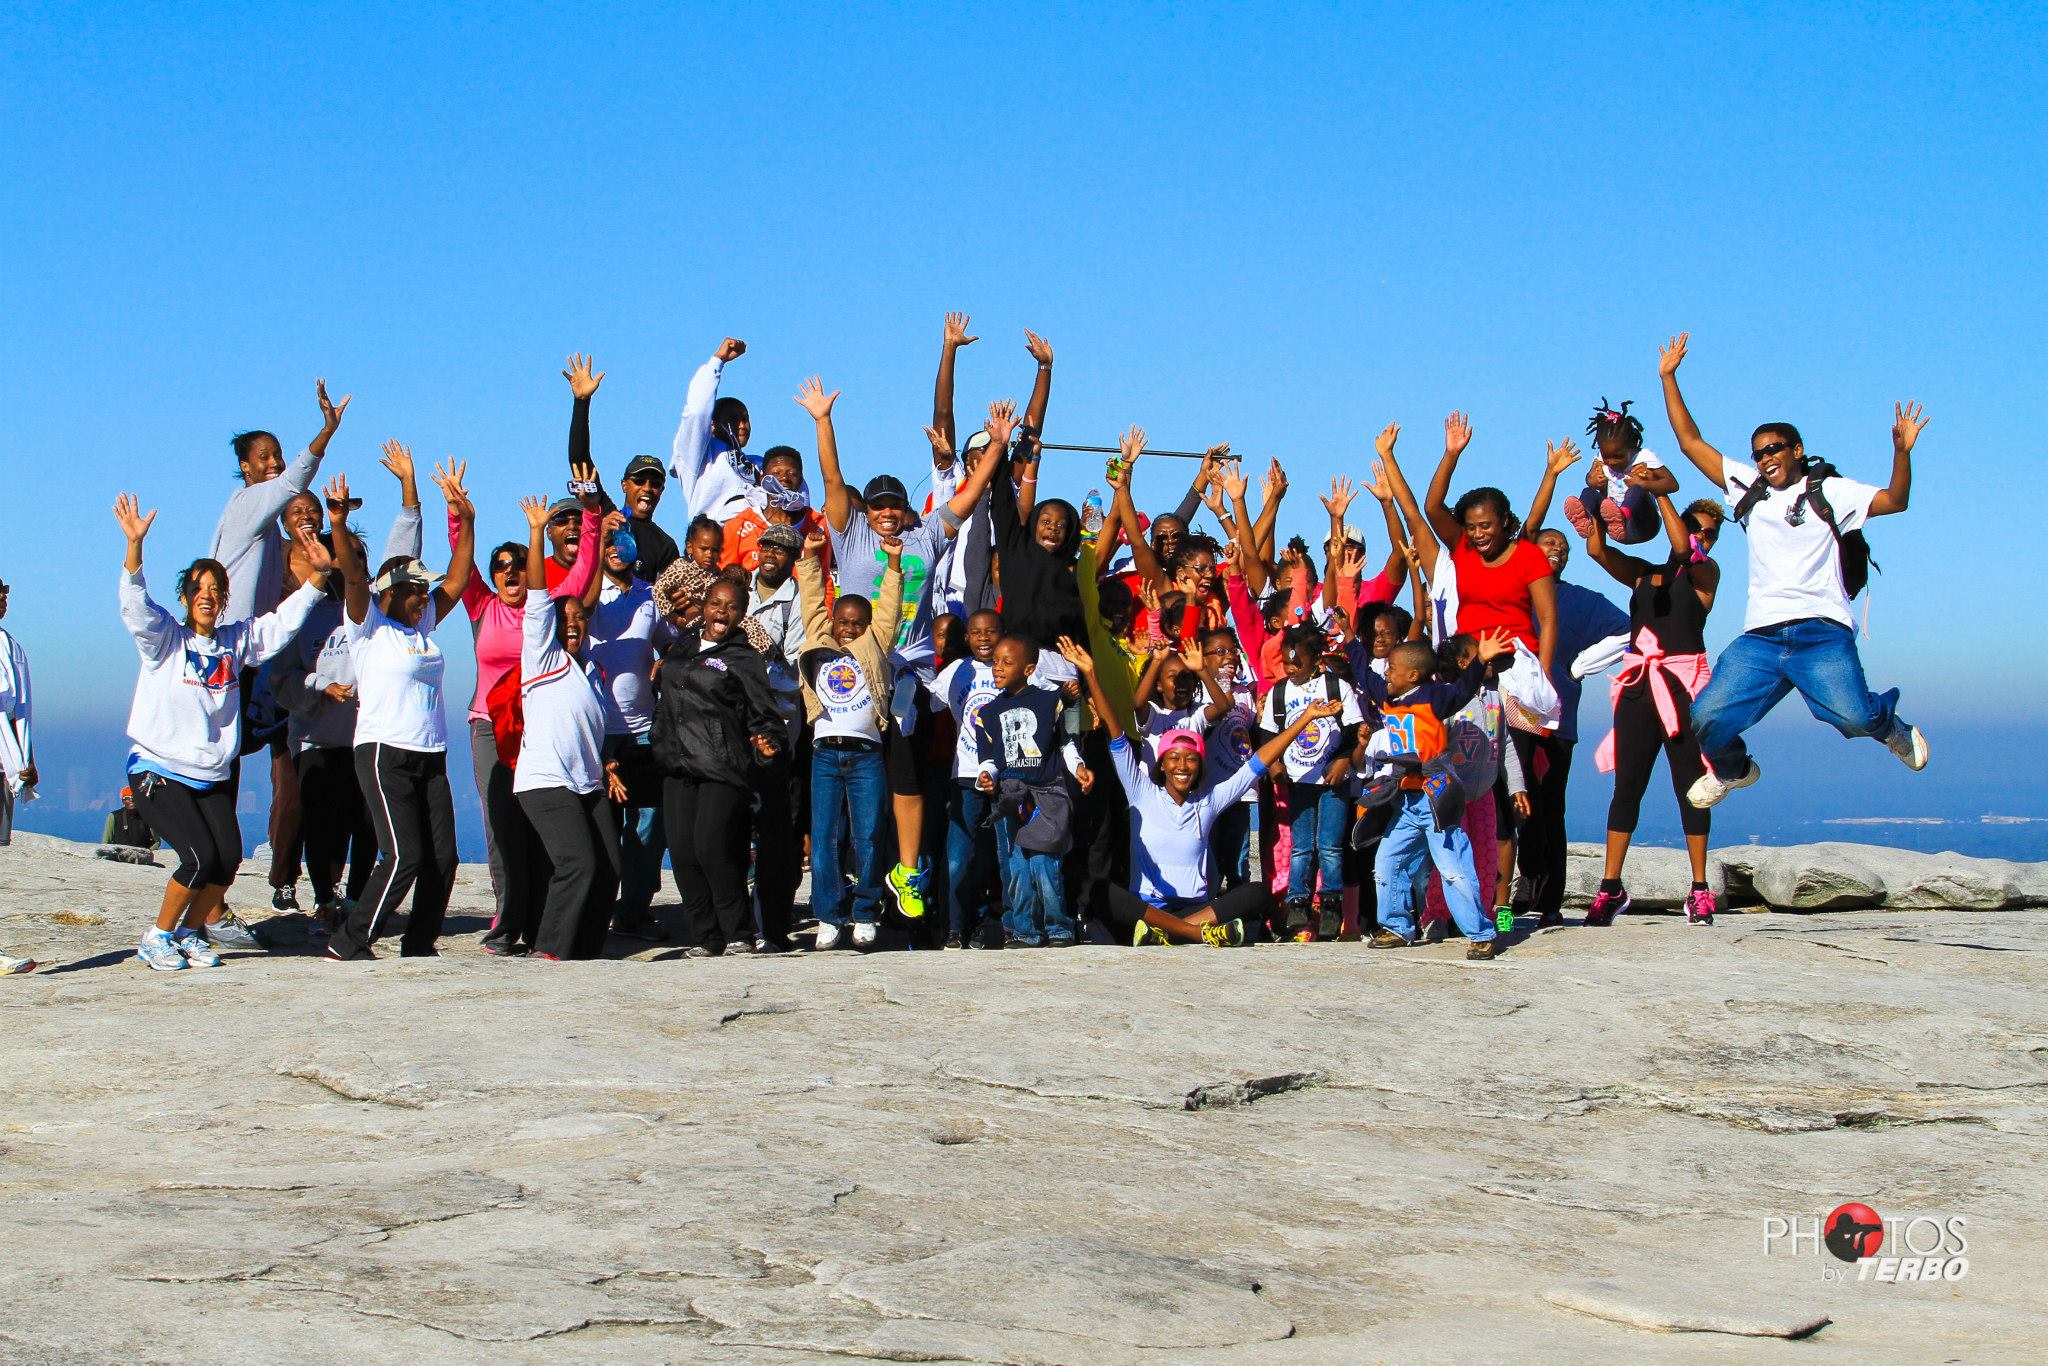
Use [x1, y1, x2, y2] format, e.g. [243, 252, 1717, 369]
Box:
[1258, 673, 1364, 784]
[585, 578, 672, 737]
[932, 656, 1002, 780]
[810, 650, 882, 743]
[1722, 459, 1878, 631]
[1205, 687, 1260, 805]
[348, 599, 448, 752]
[515, 593, 609, 795]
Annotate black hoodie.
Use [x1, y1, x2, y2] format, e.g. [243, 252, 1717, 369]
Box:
[990, 445, 1087, 648]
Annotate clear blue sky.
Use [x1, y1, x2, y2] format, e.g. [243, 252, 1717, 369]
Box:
[3, 3, 2042, 844]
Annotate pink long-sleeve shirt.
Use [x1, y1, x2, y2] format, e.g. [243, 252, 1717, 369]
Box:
[455, 507, 601, 722]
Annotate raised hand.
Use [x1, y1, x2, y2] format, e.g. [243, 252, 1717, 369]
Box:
[113, 492, 156, 543]
[1475, 627, 1516, 663]
[1444, 412, 1473, 459]
[1262, 457, 1289, 501]
[1364, 460, 1394, 502]
[1301, 697, 1346, 723]
[1658, 332, 1689, 376]
[880, 535, 904, 566]
[520, 495, 551, 531]
[289, 521, 335, 574]
[1374, 423, 1401, 460]
[1137, 577, 1162, 617]
[317, 378, 351, 431]
[1117, 423, 1147, 466]
[803, 529, 829, 559]
[1402, 542, 1425, 572]
[944, 312, 978, 349]
[1321, 475, 1358, 520]
[1025, 330, 1054, 367]
[323, 474, 352, 513]
[380, 439, 415, 485]
[1220, 537, 1244, 577]
[1201, 485, 1229, 520]
[1545, 439, 1582, 478]
[1055, 635, 1096, 675]
[570, 458, 603, 508]
[434, 459, 473, 521]
[1218, 459, 1249, 502]
[922, 424, 955, 465]
[794, 376, 840, 421]
[716, 338, 747, 364]
[601, 509, 627, 537]
[986, 399, 1020, 448]
[1892, 401, 1929, 453]
[1339, 542, 1366, 575]
[563, 352, 605, 399]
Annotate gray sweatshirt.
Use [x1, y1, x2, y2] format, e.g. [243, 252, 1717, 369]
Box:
[208, 446, 322, 622]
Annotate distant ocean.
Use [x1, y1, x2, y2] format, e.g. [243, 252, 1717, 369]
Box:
[15, 716, 2047, 865]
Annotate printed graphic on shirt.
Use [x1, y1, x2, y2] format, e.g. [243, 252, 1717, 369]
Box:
[1001, 707, 1044, 765]
[819, 658, 865, 704]
[182, 646, 238, 693]
[873, 548, 929, 650]
[703, 657, 728, 673]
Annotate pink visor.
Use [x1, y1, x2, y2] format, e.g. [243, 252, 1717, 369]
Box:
[1158, 728, 1206, 761]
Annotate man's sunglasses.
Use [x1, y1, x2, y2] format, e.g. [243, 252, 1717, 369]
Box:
[624, 472, 665, 487]
[1752, 440, 1793, 459]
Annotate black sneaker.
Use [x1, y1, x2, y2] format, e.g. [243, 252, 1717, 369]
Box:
[1004, 938, 1041, 950]
[944, 934, 964, 949]
[480, 937, 526, 957]
[723, 939, 757, 956]
[611, 908, 667, 942]
[1315, 895, 1343, 941]
[1536, 909, 1565, 929]
[271, 884, 300, 913]
[977, 923, 1007, 950]
[681, 945, 715, 959]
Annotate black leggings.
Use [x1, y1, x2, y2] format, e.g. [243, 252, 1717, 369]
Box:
[518, 786, 621, 960]
[297, 745, 375, 902]
[752, 756, 800, 948]
[1509, 731, 1573, 918]
[331, 744, 457, 959]
[1606, 680, 1711, 838]
[1102, 881, 1273, 935]
[130, 771, 240, 889]
[665, 776, 752, 951]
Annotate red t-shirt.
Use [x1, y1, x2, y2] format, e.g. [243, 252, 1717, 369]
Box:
[1450, 535, 1551, 647]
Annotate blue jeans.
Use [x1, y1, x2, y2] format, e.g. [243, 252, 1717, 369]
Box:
[1693, 619, 1900, 776]
[1374, 790, 1490, 943]
[995, 817, 1071, 945]
[1286, 782, 1347, 901]
[1209, 801, 1253, 892]
[810, 744, 886, 927]
[946, 781, 998, 939]
[603, 735, 667, 918]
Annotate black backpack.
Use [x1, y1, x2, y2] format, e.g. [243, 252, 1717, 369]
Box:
[1729, 458, 1878, 598]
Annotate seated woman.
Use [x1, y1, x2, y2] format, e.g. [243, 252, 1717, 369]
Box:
[1058, 637, 1344, 947]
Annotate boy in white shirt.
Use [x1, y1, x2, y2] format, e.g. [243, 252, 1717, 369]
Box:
[930, 609, 1005, 948]
[1257, 626, 1365, 941]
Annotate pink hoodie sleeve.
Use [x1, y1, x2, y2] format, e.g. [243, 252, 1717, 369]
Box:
[452, 508, 489, 619]
[549, 507, 603, 601]
[1226, 572, 1276, 690]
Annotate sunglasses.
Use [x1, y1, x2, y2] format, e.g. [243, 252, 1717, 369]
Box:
[624, 472, 665, 487]
[1752, 440, 1793, 459]
[490, 558, 524, 576]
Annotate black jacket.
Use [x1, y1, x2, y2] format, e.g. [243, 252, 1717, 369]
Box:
[651, 632, 785, 788]
[990, 445, 1087, 648]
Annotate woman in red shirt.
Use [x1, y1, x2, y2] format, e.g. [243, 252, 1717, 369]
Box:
[1377, 414, 1558, 680]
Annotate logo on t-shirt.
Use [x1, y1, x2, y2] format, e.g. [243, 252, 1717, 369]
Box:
[182, 646, 237, 693]
[1290, 717, 1332, 760]
[820, 658, 864, 704]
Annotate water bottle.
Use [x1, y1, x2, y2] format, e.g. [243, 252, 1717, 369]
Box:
[612, 524, 639, 569]
[1081, 489, 1105, 537]
[1495, 905, 1516, 934]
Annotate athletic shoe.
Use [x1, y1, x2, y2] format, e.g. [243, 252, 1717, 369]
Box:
[0, 954, 36, 975]
[813, 923, 843, 951]
[680, 946, 715, 959]
[1598, 497, 1630, 540]
[724, 939, 757, 956]
[1004, 939, 1041, 949]
[1315, 896, 1343, 941]
[1419, 918, 1448, 945]
[611, 908, 668, 942]
[310, 903, 338, 939]
[851, 922, 879, 949]
[1685, 888, 1717, 926]
[755, 938, 787, 954]
[322, 945, 372, 962]
[1046, 935, 1076, 949]
[1687, 759, 1761, 809]
[885, 865, 927, 920]
[1368, 928, 1413, 949]
[1584, 888, 1631, 927]
[137, 930, 187, 972]
[1562, 494, 1599, 540]
[1202, 918, 1247, 948]
[171, 930, 223, 967]
[271, 884, 300, 913]
[1535, 909, 1565, 929]
[204, 910, 264, 950]
[480, 938, 524, 957]
[1133, 922, 1171, 947]
[1466, 940, 1499, 961]
[1883, 720, 1930, 772]
[976, 922, 1006, 950]
[1493, 905, 1517, 935]
[944, 934, 965, 950]
[530, 951, 564, 962]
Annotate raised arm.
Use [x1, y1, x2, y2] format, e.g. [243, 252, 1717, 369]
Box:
[562, 352, 612, 504]
[1022, 330, 1054, 437]
[1579, 498, 1654, 590]
[671, 338, 745, 507]
[378, 439, 424, 562]
[1129, 645, 1168, 715]
[933, 312, 977, 450]
[1059, 637, 1124, 743]
[1171, 446, 1226, 526]
[325, 475, 370, 625]
[1248, 458, 1288, 577]
[1657, 333, 1727, 488]
[1421, 412, 1472, 547]
[1318, 476, 1358, 612]
[1185, 642, 1234, 726]
[305, 378, 352, 464]
[1112, 427, 1171, 586]
[795, 376, 851, 532]
[430, 461, 477, 624]
[940, 401, 1012, 534]
[1363, 461, 1412, 591]
[1375, 425, 1442, 567]
[1522, 439, 1582, 537]
[1869, 401, 1926, 518]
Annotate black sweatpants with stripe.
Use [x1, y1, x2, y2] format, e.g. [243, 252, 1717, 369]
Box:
[330, 743, 456, 959]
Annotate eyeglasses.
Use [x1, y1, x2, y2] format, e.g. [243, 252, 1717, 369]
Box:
[490, 558, 523, 576]
[1752, 441, 1792, 460]
[624, 472, 665, 488]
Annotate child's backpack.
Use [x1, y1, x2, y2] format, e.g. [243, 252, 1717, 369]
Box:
[1730, 458, 1878, 598]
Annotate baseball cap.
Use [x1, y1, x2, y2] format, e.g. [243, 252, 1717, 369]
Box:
[371, 558, 445, 594]
[759, 523, 805, 552]
[862, 474, 910, 508]
[1158, 729, 1207, 761]
[546, 496, 581, 521]
[962, 430, 993, 455]
[622, 454, 666, 484]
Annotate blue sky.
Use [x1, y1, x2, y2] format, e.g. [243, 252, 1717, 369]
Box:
[3, 3, 2043, 847]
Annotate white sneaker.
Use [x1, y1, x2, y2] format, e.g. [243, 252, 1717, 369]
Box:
[172, 931, 223, 968]
[851, 922, 879, 949]
[1687, 759, 1761, 809]
[136, 930, 187, 972]
[0, 953, 37, 975]
[204, 909, 265, 950]
[1883, 721, 1929, 771]
[813, 923, 843, 951]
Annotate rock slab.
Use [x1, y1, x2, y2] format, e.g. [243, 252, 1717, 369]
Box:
[1544, 1278, 1830, 1339]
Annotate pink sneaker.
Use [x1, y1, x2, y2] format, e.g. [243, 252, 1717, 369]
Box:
[1584, 887, 1630, 927]
[1685, 888, 1717, 925]
[1563, 494, 1598, 539]
[1598, 495, 1631, 539]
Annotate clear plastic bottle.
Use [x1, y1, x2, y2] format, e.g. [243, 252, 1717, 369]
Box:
[1080, 488, 1105, 536]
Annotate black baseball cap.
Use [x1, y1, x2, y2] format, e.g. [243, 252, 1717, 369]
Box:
[862, 474, 910, 508]
[622, 454, 666, 484]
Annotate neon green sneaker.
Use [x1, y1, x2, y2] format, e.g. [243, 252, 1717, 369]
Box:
[1133, 922, 1171, 947]
[1202, 918, 1247, 948]
[885, 864, 927, 920]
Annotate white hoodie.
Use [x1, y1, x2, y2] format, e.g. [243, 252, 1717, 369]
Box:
[668, 354, 814, 524]
[120, 568, 323, 785]
[515, 591, 609, 796]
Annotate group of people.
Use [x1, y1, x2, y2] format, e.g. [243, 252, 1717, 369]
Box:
[1, 317, 1933, 974]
